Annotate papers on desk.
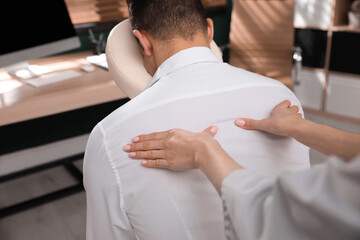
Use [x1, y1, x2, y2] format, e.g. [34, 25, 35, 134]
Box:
[86, 54, 108, 70]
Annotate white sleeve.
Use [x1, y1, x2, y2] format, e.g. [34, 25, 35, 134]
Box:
[83, 125, 137, 240]
[221, 156, 360, 240]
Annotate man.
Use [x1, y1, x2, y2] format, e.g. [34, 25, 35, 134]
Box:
[83, 0, 310, 239]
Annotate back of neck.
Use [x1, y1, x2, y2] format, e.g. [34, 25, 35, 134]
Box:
[153, 34, 210, 68]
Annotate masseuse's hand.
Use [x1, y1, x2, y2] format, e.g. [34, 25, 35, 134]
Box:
[235, 100, 304, 136]
[237, 100, 360, 161]
[123, 126, 218, 170]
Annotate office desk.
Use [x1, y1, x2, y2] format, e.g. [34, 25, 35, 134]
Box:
[0, 51, 127, 126]
[0, 51, 129, 218]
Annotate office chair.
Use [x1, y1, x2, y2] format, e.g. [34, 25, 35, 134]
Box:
[106, 19, 223, 99]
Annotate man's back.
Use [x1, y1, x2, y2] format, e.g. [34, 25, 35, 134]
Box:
[84, 47, 309, 240]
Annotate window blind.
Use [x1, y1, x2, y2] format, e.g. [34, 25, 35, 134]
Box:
[65, 0, 227, 25]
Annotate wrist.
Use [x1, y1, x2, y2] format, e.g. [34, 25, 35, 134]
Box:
[286, 118, 307, 138]
[194, 135, 217, 169]
[196, 139, 244, 194]
[196, 138, 242, 174]
[288, 119, 310, 140]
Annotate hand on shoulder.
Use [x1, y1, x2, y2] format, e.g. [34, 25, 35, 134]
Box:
[235, 100, 304, 137]
[123, 126, 218, 170]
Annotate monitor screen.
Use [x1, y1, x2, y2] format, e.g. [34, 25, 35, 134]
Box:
[0, 0, 80, 68]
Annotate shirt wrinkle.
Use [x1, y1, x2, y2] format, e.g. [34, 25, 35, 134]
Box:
[167, 188, 193, 240]
[98, 122, 127, 212]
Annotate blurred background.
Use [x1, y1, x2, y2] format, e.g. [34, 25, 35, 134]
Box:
[0, 0, 359, 239]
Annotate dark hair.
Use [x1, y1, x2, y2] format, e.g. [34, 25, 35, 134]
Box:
[126, 0, 207, 41]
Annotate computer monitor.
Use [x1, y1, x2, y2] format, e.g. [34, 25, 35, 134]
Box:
[0, 0, 81, 79]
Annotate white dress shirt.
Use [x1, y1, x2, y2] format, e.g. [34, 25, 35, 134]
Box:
[222, 154, 360, 240]
[84, 47, 310, 240]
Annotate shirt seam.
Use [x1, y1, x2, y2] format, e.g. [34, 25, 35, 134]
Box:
[98, 122, 127, 211]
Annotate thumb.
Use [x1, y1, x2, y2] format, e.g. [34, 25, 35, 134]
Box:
[235, 118, 262, 130]
[203, 125, 218, 137]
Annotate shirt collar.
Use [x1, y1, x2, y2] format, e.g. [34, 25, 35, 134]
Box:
[146, 47, 221, 89]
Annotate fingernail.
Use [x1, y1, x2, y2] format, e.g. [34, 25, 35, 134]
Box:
[210, 126, 218, 135]
[235, 119, 245, 127]
[123, 145, 131, 151]
[129, 152, 136, 157]
[141, 160, 148, 165]
[132, 136, 140, 142]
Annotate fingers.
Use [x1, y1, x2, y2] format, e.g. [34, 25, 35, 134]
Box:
[235, 118, 263, 130]
[141, 159, 170, 169]
[128, 150, 166, 160]
[127, 126, 218, 152]
[203, 126, 218, 137]
[132, 130, 169, 143]
[123, 140, 164, 152]
[277, 100, 291, 109]
[125, 130, 172, 153]
[277, 100, 300, 112]
[289, 105, 300, 113]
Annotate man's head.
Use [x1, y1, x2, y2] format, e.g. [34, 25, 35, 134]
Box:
[126, 0, 214, 75]
[127, 0, 208, 41]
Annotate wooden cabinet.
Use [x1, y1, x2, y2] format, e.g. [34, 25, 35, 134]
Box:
[293, 68, 325, 111]
[294, 0, 333, 29]
[293, 0, 360, 122]
[326, 73, 360, 119]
